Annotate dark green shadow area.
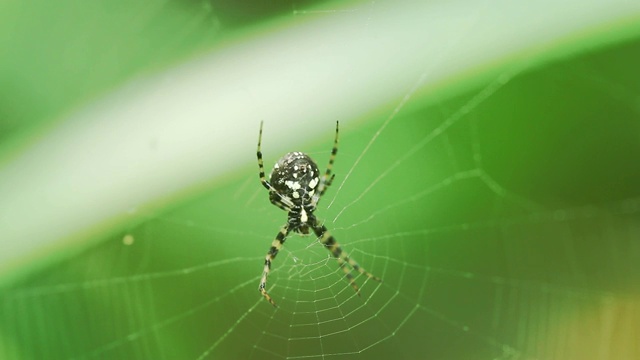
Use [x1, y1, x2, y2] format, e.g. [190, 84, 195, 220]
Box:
[2, 29, 640, 360]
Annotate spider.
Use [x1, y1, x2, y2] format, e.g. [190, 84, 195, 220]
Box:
[257, 121, 381, 307]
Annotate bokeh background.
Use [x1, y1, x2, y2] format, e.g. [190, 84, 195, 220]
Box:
[1, 0, 639, 359]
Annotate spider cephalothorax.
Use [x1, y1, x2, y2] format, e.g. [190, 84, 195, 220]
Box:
[256, 121, 380, 307]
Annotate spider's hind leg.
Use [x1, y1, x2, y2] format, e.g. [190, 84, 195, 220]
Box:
[315, 121, 339, 200]
[257, 121, 273, 191]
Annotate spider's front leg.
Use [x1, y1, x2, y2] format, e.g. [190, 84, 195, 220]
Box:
[259, 224, 290, 307]
[311, 220, 381, 295]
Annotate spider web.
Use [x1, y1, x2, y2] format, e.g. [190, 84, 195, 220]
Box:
[2, 5, 640, 360]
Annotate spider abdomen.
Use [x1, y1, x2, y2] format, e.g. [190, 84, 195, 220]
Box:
[269, 152, 320, 206]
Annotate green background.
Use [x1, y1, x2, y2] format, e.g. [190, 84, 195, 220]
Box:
[1, 1, 639, 359]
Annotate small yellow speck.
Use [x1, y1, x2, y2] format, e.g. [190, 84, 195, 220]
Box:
[122, 234, 134, 245]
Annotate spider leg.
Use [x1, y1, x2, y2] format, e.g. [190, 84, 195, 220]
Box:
[258, 122, 296, 211]
[257, 121, 275, 192]
[269, 199, 290, 212]
[259, 224, 290, 307]
[312, 220, 380, 295]
[314, 121, 339, 202]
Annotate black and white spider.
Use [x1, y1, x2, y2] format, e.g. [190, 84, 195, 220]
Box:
[257, 121, 381, 307]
